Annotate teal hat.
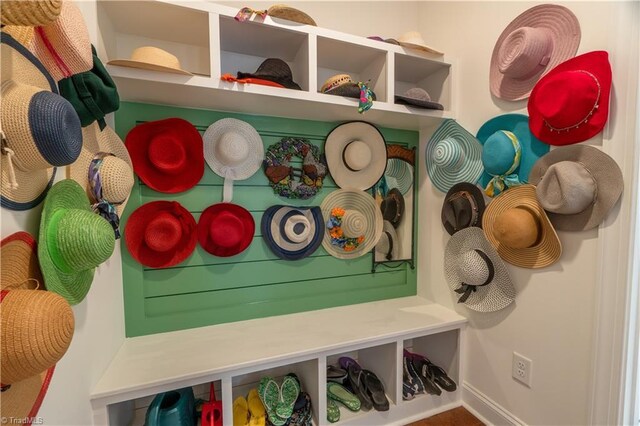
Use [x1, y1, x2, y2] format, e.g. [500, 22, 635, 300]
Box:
[426, 120, 483, 193]
[384, 158, 413, 195]
[477, 114, 549, 197]
[38, 179, 116, 305]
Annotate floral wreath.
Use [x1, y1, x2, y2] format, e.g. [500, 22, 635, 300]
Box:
[263, 137, 327, 199]
[326, 207, 365, 252]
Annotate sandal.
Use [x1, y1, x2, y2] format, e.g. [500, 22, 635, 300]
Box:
[275, 373, 300, 419]
[338, 357, 373, 410]
[327, 381, 361, 412]
[327, 365, 347, 382]
[247, 388, 266, 426]
[289, 392, 313, 426]
[426, 360, 457, 392]
[258, 377, 286, 426]
[361, 370, 389, 412]
[403, 351, 425, 394]
[326, 398, 340, 423]
[407, 356, 442, 396]
[233, 396, 250, 426]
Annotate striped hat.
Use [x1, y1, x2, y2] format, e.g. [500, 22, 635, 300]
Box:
[384, 158, 413, 195]
[261, 206, 324, 260]
[426, 120, 483, 193]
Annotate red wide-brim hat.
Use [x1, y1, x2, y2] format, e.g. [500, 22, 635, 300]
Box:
[528, 51, 612, 145]
[125, 118, 204, 193]
[125, 201, 197, 268]
[198, 203, 254, 257]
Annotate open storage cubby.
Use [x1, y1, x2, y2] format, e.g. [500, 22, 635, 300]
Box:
[394, 52, 451, 111]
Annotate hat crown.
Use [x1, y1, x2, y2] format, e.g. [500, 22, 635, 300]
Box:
[445, 192, 473, 230]
[482, 131, 519, 175]
[283, 214, 311, 243]
[397, 31, 425, 45]
[100, 156, 134, 205]
[210, 211, 244, 248]
[130, 46, 182, 70]
[321, 74, 353, 92]
[498, 27, 552, 79]
[403, 87, 431, 101]
[493, 207, 539, 249]
[536, 161, 596, 214]
[433, 137, 464, 170]
[148, 134, 187, 174]
[342, 209, 367, 238]
[255, 58, 293, 79]
[343, 140, 372, 171]
[217, 132, 250, 166]
[457, 250, 491, 286]
[144, 211, 183, 252]
[375, 231, 391, 254]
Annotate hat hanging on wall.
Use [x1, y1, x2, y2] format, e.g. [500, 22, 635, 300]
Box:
[1, 0, 62, 26]
[198, 203, 255, 257]
[386, 31, 443, 55]
[1, 32, 82, 211]
[384, 158, 413, 196]
[482, 184, 561, 269]
[444, 227, 515, 312]
[107, 46, 193, 75]
[380, 188, 405, 228]
[38, 180, 116, 305]
[1, 232, 43, 291]
[125, 118, 204, 193]
[489, 4, 581, 101]
[2, 25, 35, 45]
[529, 145, 623, 231]
[125, 201, 197, 268]
[441, 182, 486, 236]
[31, 0, 93, 81]
[324, 121, 387, 191]
[261, 205, 324, 260]
[477, 113, 549, 197]
[321, 189, 383, 259]
[375, 220, 399, 261]
[395, 88, 443, 110]
[237, 58, 301, 90]
[528, 51, 612, 145]
[267, 4, 317, 26]
[204, 118, 264, 202]
[425, 119, 483, 193]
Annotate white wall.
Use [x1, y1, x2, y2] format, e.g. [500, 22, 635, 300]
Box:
[416, 2, 639, 425]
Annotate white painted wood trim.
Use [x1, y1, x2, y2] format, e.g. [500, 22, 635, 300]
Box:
[462, 382, 525, 426]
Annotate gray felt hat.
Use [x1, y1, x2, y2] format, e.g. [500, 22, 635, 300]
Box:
[395, 88, 443, 110]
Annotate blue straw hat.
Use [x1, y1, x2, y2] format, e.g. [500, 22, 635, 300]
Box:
[261, 206, 324, 260]
[425, 120, 483, 193]
[477, 114, 549, 197]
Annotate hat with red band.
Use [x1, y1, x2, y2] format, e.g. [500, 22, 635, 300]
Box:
[198, 203, 255, 257]
[125, 118, 204, 193]
[125, 201, 197, 268]
[528, 51, 612, 145]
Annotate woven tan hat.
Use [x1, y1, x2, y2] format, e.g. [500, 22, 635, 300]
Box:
[482, 184, 561, 269]
[68, 123, 134, 216]
[1, 0, 62, 26]
[0, 365, 55, 421]
[2, 25, 35, 45]
[107, 46, 193, 75]
[391, 31, 443, 55]
[1, 232, 43, 291]
[268, 4, 316, 26]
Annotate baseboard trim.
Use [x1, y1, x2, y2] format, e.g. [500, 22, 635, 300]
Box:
[462, 382, 526, 426]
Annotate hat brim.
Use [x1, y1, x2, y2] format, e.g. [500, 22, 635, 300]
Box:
[445, 227, 515, 312]
[198, 203, 255, 257]
[426, 119, 484, 193]
[236, 72, 301, 90]
[528, 145, 623, 231]
[107, 59, 193, 76]
[482, 184, 562, 269]
[384, 158, 414, 195]
[477, 113, 550, 190]
[323, 83, 377, 101]
[1, 232, 43, 291]
[267, 5, 317, 26]
[395, 95, 444, 110]
[490, 4, 581, 101]
[375, 220, 399, 261]
[325, 121, 387, 191]
[396, 40, 443, 55]
[320, 189, 383, 259]
[382, 188, 405, 228]
[261, 206, 324, 260]
[0, 366, 55, 421]
[441, 182, 486, 236]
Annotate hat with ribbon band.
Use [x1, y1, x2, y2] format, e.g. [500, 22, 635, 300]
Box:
[1, 32, 82, 211]
[441, 182, 486, 236]
[445, 227, 515, 312]
[237, 58, 301, 90]
[125, 201, 197, 268]
[320, 74, 376, 114]
[125, 118, 204, 193]
[375, 220, 399, 261]
[477, 114, 549, 197]
[198, 203, 255, 257]
[261, 205, 324, 260]
[380, 188, 405, 228]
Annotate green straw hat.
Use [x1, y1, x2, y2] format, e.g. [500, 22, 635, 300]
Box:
[38, 179, 115, 305]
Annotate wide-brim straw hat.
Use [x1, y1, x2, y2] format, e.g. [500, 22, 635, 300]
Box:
[529, 145, 623, 231]
[321, 189, 383, 259]
[1, 32, 82, 211]
[32, 1, 93, 81]
[2, 25, 35, 45]
[389, 31, 443, 55]
[445, 227, 515, 312]
[0, 363, 54, 422]
[425, 119, 483, 193]
[482, 184, 561, 269]
[107, 46, 193, 75]
[39, 180, 116, 305]
[320, 74, 376, 100]
[261, 205, 324, 260]
[68, 123, 134, 216]
[1, 0, 62, 26]
[325, 121, 387, 191]
[267, 4, 316, 26]
[1, 232, 43, 291]
[375, 220, 399, 261]
[490, 4, 580, 101]
[441, 182, 486, 236]
[198, 203, 255, 257]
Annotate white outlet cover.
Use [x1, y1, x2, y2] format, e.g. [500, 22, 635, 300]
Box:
[512, 352, 532, 387]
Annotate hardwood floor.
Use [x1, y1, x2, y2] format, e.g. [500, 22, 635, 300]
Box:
[406, 407, 484, 426]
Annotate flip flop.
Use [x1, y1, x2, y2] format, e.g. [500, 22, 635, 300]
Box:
[233, 396, 250, 426]
[361, 369, 389, 411]
[403, 351, 425, 394]
[288, 392, 313, 426]
[338, 357, 373, 410]
[327, 398, 340, 423]
[410, 357, 442, 396]
[275, 373, 301, 419]
[402, 378, 416, 400]
[427, 360, 457, 392]
[258, 377, 287, 426]
[327, 381, 361, 412]
[247, 388, 266, 426]
[327, 365, 347, 382]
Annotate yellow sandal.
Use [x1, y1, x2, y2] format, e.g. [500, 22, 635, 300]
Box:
[247, 388, 266, 426]
[233, 396, 250, 426]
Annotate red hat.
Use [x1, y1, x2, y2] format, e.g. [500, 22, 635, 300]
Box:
[125, 118, 204, 193]
[528, 51, 612, 146]
[198, 203, 254, 257]
[125, 201, 197, 268]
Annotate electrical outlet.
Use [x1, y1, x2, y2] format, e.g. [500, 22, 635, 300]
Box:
[512, 352, 532, 387]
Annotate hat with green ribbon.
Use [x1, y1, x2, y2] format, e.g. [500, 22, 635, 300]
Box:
[38, 179, 115, 305]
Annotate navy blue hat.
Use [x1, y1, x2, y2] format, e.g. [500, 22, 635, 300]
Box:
[261, 206, 324, 260]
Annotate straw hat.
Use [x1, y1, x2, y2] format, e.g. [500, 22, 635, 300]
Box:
[325, 121, 387, 191]
[321, 189, 383, 259]
[529, 145, 623, 231]
[389, 32, 443, 55]
[482, 184, 561, 269]
[1, 232, 43, 291]
[125, 201, 197, 268]
[375, 220, 399, 261]
[320, 74, 377, 100]
[198, 203, 255, 257]
[425, 119, 483, 193]
[1, 32, 82, 211]
[0, 364, 54, 422]
[441, 182, 486, 236]
[261, 205, 324, 260]
[32, 1, 93, 81]
[384, 158, 413, 195]
[267, 5, 316, 26]
[68, 123, 133, 217]
[444, 227, 515, 312]
[395, 88, 443, 110]
[1, 0, 62, 26]
[38, 180, 116, 305]
[125, 118, 204, 193]
[237, 58, 301, 90]
[490, 4, 581, 101]
[528, 51, 612, 146]
[2, 25, 34, 45]
[108, 46, 193, 76]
